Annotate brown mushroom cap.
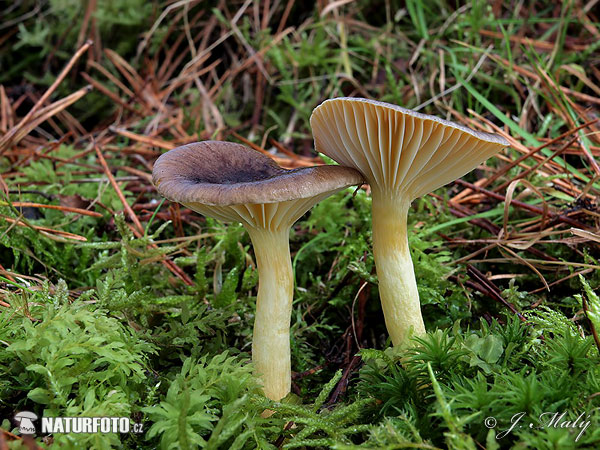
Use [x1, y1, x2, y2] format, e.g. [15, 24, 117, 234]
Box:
[310, 97, 509, 200]
[152, 141, 364, 230]
[153, 141, 363, 206]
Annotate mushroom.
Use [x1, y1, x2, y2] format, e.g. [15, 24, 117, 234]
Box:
[310, 98, 508, 346]
[152, 141, 363, 400]
[14, 411, 38, 435]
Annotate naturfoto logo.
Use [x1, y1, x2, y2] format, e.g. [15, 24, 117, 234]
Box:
[13, 412, 144, 435]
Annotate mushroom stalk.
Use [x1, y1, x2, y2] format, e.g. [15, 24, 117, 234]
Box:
[371, 188, 425, 345]
[247, 227, 293, 401]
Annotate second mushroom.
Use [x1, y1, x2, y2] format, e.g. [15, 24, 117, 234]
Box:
[311, 98, 508, 346]
[152, 141, 363, 400]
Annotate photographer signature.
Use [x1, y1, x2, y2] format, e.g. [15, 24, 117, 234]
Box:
[484, 411, 592, 442]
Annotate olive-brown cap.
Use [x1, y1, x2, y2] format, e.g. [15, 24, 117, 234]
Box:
[310, 98, 509, 200]
[152, 141, 364, 230]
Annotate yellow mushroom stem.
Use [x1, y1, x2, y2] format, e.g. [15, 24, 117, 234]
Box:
[371, 188, 425, 345]
[189, 194, 345, 401]
[246, 227, 294, 401]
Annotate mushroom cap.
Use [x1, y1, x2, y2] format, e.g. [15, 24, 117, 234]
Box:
[153, 141, 363, 206]
[310, 97, 509, 200]
[14, 411, 38, 420]
[152, 141, 364, 230]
